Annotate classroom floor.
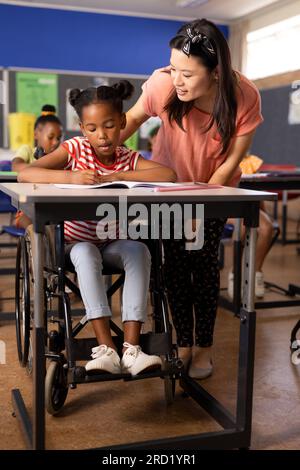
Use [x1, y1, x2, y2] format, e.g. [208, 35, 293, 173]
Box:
[0, 216, 299, 450]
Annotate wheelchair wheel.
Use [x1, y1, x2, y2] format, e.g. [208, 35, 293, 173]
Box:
[45, 360, 68, 415]
[15, 237, 31, 368]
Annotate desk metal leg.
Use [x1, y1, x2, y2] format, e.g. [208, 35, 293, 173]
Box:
[233, 219, 243, 314]
[236, 226, 257, 441]
[218, 219, 243, 314]
[273, 199, 278, 222]
[281, 190, 288, 245]
[32, 231, 45, 449]
[11, 389, 32, 448]
[11, 231, 45, 450]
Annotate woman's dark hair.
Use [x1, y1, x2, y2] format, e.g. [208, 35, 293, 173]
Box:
[164, 18, 237, 154]
[34, 104, 62, 130]
[69, 80, 134, 120]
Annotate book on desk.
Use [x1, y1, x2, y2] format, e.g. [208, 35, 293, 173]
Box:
[54, 181, 223, 191]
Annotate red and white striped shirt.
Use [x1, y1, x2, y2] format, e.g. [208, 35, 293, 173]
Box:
[62, 137, 140, 244]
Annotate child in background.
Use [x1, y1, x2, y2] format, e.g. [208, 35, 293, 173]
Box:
[13, 105, 63, 228]
[227, 154, 274, 298]
[19, 80, 176, 376]
[12, 104, 62, 171]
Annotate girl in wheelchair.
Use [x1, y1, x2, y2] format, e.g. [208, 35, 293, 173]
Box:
[18, 80, 176, 376]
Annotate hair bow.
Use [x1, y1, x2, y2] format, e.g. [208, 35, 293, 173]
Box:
[182, 28, 215, 56]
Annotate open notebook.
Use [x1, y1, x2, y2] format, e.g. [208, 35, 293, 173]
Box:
[55, 181, 177, 190]
[54, 181, 222, 191]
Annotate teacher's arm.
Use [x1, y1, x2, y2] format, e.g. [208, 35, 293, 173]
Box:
[208, 131, 255, 186]
[120, 95, 150, 143]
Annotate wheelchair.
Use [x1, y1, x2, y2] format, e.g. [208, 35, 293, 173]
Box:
[15, 223, 182, 415]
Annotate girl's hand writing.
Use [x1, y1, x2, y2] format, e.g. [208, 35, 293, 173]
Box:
[69, 170, 100, 185]
[97, 172, 122, 183]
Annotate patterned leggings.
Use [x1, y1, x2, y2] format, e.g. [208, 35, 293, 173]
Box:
[163, 218, 226, 348]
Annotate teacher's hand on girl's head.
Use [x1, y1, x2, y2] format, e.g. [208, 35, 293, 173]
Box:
[69, 169, 100, 185]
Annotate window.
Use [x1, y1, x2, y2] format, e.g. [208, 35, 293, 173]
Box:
[246, 14, 300, 80]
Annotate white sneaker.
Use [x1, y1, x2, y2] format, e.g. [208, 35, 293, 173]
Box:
[255, 271, 265, 298]
[121, 342, 162, 376]
[85, 345, 121, 374]
[227, 271, 234, 299]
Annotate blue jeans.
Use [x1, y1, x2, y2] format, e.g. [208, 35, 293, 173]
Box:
[68, 240, 151, 323]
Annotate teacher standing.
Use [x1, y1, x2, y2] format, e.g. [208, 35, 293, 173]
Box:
[121, 18, 263, 378]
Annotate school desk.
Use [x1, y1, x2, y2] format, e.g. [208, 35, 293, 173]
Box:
[0, 182, 276, 451]
[217, 172, 300, 314]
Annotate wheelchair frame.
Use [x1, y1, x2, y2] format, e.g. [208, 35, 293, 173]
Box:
[15, 223, 182, 415]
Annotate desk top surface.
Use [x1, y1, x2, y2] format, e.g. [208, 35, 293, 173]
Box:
[0, 183, 277, 204]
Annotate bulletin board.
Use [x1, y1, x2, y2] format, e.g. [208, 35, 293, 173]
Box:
[8, 69, 148, 149]
[16, 71, 58, 116]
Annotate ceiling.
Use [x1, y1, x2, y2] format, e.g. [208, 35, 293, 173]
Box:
[1, 0, 286, 22]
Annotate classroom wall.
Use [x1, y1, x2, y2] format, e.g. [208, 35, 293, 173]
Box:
[0, 4, 228, 75]
[0, 4, 228, 148]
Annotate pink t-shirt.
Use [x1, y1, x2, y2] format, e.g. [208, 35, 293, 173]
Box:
[142, 68, 263, 186]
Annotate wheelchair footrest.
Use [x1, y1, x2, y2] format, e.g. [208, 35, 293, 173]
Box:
[68, 360, 182, 384]
[69, 368, 168, 384]
[70, 332, 173, 361]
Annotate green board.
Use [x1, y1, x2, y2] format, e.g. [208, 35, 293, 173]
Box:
[16, 72, 58, 117]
